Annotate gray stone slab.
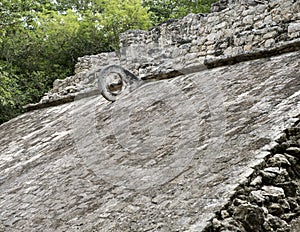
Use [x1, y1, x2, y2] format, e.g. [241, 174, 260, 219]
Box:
[0, 51, 300, 231]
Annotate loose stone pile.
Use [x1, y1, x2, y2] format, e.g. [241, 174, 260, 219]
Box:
[205, 118, 300, 231]
[25, 0, 300, 110]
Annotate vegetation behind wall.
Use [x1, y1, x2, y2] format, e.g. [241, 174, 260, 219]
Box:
[0, 0, 217, 124]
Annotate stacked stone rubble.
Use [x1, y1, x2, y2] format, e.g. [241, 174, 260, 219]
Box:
[205, 118, 300, 231]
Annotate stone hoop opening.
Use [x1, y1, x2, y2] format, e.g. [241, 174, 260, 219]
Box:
[97, 65, 139, 102]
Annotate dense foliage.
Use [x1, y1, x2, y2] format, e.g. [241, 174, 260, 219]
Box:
[143, 0, 216, 24]
[0, 0, 217, 124]
[0, 0, 150, 123]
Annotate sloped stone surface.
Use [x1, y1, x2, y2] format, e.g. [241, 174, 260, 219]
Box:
[34, 0, 300, 107]
[204, 120, 300, 231]
[0, 51, 299, 231]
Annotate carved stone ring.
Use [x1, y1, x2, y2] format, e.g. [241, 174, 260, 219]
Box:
[97, 65, 140, 102]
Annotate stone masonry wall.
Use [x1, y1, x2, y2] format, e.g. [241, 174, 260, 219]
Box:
[205, 120, 300, 231]
[119, 0, 300, 77]
[78, 0, 300, 76]
[26, 0, 300, 109]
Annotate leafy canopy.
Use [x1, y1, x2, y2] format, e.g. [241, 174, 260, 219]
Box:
[142, 0, 216, 24]
[0, 0, 150, 124]
[0, 0, 218, 124]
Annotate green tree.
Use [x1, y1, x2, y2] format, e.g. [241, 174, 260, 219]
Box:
[0, 62, 23, 123]
[143, 0, 217, 25]
[0, 0, 216, 124]
[0, 0, 151, 124]
[96, 0, 151, 49]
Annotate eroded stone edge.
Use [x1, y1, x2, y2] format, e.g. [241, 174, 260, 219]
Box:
[203, 115, 300, 232]
[24, 40, 300, 112]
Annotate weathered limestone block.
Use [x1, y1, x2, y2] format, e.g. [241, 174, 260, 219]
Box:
[289, 22, 300, 31]
[233, 204, 265, 231]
